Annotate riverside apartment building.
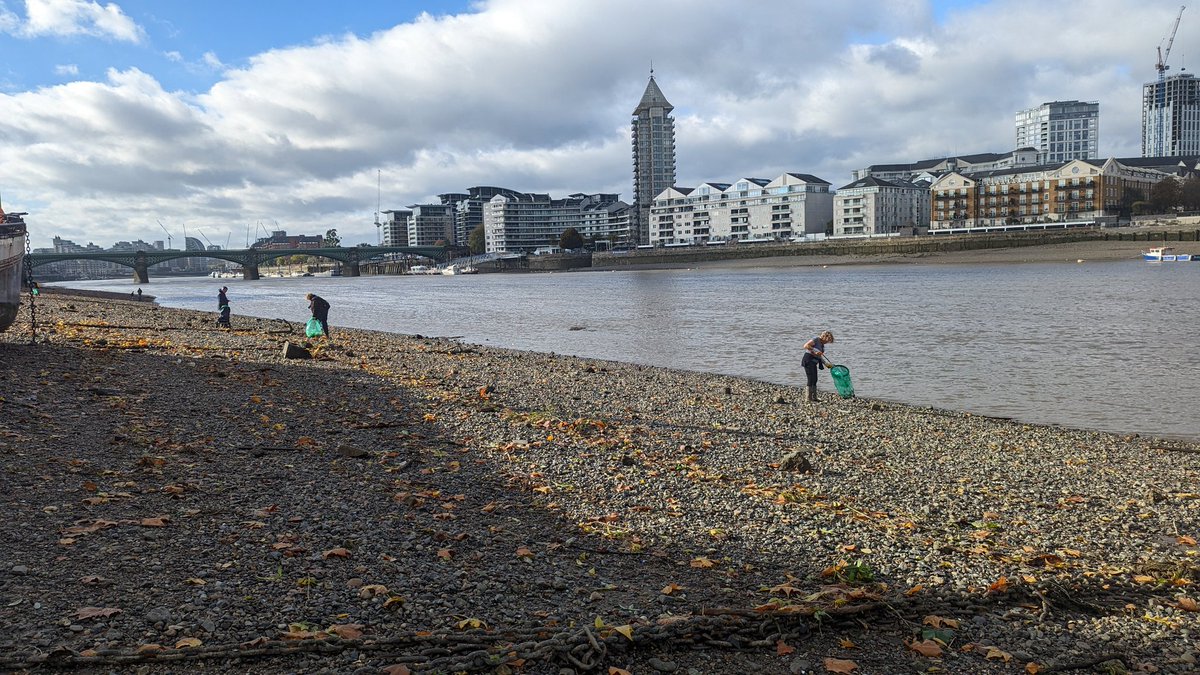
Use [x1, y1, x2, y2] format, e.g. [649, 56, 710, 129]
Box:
[647, 173, 833, 246]
[929, 157, 1168, 229]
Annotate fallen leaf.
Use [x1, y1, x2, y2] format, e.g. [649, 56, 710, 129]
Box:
[1177, 597, 1199, 612]
[515, 546, 533, 559]
[1133, 575, 1156, 584]
[923, 615, 961, 629]
[382, 666, 412, 675]
[909, 639, 944, 657]
[823, 657, 858, 673]
[135, 644, 164, 654]
[74, 607, 122, 621]
[1026, 662, 1043, 674]
[185, 577, 206, 586]
[328, 624, 363, 640]
[322, 548, 351, 559]
[437, 548, 453, 560]
[690, 556, 715, 569]
[661, 583, 684, 595]
[985, 646, 1013, 662]
[608, 668, 631, 675]
[838, 638, 856, 649]
[174, 637, 202, 649]
[776, 640, 795, 655]
[987, 576, 1009, 594]
[1178, 535, 1198, 546]
[140, 516, 170, 527]
[614, 624, 634, 640]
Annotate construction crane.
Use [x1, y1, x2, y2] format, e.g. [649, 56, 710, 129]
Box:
[1153, 6, 1186, 157]
[156, 219, 173, 249]
[1157, 5, 1186, 77]
[374, 168, 382, 245]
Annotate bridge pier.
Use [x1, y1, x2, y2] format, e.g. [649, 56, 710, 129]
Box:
[344, 261, 360, 277]
[133, 253, 150, 284]
[243, 264, 260, 280]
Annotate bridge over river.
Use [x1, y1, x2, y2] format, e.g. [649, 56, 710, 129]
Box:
[27, 245, 449, 283]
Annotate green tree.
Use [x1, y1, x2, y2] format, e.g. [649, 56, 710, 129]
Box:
[323, 228, 341, 247]
[1150, 178, 1182, 213]
[1180, 176, 1200, 212]
[468, 225, 485, 254]
[558, 227, 584, 250]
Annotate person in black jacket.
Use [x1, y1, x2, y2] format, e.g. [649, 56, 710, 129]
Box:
[216, 286, 231, 328]
[306, 292, 331, 338]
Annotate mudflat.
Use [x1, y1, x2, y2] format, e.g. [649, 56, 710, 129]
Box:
[0, 291, 1197, 674]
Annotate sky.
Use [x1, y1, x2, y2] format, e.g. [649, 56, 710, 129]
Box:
[0, 0, 1194, 249]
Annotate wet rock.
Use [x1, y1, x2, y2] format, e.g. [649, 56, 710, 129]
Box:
[337, 444, 369, 458]
[779, 451, 812, 473]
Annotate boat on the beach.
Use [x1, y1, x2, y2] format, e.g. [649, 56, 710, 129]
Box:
[1142, 246, 1194, 262]
[0, 204, 27, 333]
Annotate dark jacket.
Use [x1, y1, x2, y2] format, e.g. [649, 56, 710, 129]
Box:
[309, 295, 330, 315]
[217, 290, 229, 308]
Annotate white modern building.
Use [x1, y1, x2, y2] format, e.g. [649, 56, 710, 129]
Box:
[483, 192, 627, 253]
[834, 177, 930, 235]
[1015, 100, 1099, 164]
[1143, 73, 1200, 157]
[648, 173, 833, 246]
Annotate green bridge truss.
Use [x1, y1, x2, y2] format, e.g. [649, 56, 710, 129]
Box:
[27, 245, 449, 282]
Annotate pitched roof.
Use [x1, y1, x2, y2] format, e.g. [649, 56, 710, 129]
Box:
[633, 75, 673, 115]
[837, 176, 920, 190]
[785, 173, 831, 184]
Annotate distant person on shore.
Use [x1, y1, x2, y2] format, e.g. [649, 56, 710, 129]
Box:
[801, 331, 835, 403]
[136, 288, 143, 301]
[217, 286, 231, 329]
[306, 292, 331, 338]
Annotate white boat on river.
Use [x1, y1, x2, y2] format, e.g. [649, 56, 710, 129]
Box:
[1142, 246, 1195, 262]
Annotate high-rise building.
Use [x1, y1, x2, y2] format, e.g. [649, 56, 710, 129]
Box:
[407, 204, 455, 246]
[483, 192, 627, 253]
[1015, 100, 1099, 164]
[631, 72, 676, 245]
[380, 209, 411, 247]
[1142, 73, 1200, 157]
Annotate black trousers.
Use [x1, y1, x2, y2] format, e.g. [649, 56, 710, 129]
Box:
[313, 310, 330, 337]
[801, 353, 819, 387]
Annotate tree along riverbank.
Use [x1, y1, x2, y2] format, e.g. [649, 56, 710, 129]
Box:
[1, 293, 1197, 673]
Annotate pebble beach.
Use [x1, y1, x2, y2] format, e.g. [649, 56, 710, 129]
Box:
[1, 283, 1198, 674]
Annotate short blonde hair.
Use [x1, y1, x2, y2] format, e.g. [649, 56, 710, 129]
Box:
[305, 293, 314, 300]
[820, 330, 834, 343]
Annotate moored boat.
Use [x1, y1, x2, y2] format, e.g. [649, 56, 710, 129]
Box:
[1142, 246, 1195, 262]
[1, 205, 28, 333]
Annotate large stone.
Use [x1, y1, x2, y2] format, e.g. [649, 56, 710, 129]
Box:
[779, 451, 812, 473]
[283, 341, 311, 359]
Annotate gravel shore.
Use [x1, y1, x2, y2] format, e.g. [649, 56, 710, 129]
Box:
[1, 292, 1197, 674]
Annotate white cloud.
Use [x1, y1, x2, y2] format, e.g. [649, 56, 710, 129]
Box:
[0, 0, 1193, 249]
[19, 0, 144, 42]
[54, 63, 78, 75]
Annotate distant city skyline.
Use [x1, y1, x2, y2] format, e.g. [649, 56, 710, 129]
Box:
[1, 0, 1196, 249]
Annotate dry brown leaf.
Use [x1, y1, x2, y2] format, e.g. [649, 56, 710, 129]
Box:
[1178, 535, 1198, 546]
[985, 646, 1013, 662]
[909, 639, 944, 657]
[1026, 662, 1043, 674]
[1133, 575, 1157, 584]
[608, 668, 632, 675]
[140, 516, 170, 527]
[382, 666, 412, 675]
[135, 644, 164, 654]
[690, 556, 715, 569]
[661, 583, 684, 595]
[322, 547, 351, 559]
[987, 576, 1009, 594]
[515, 546, 533, 558]
[437, 548, 453, 560]
[838, 637, 856, 649]
[328, 624, 363, 640]
[74, 606, 122, 621]
[1177, 597, 1199, 612]
[823, 657, 858, 673]
[776, 640, 795, 655]
[174, 637, 202, 649]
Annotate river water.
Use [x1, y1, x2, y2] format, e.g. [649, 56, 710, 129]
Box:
[54, 259, 1200, 440]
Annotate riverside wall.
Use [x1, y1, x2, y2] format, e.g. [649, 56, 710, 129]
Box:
[592, 227, 1200, 268]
